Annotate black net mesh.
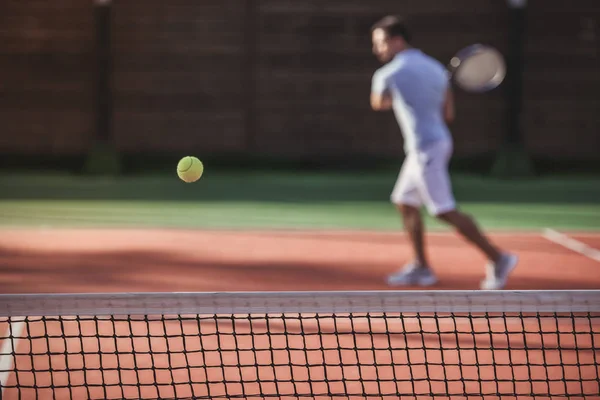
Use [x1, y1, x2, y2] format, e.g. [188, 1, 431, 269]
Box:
[1, 311, 599, 399]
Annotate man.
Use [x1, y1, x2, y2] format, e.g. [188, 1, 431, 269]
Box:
[369, 15, 518, 290]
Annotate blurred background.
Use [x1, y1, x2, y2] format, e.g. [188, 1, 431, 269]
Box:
[0, 0, 598, 174]
[0, 0, 599, 294]
[1, 5, 600, 399]
[1, 6, 600, 400]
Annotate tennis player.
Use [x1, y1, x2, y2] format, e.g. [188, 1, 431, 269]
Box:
[369, 15, 518, 290]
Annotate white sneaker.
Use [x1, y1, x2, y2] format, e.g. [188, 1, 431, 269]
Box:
[387, 263, 438, 287]
[480, 253, 519, 290]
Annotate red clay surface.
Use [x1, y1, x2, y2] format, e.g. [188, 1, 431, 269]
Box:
[0, 228, 599, 294]
[1, 229, 599, 399]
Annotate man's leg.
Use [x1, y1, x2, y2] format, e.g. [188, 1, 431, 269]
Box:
[387, 204, 438, 286]
[399, 204, 429, 267]
[436, 210, 501, 263]
[418, 140, 518, 289]
[436, 209, 518, 289]
[386, 156, 438, 287]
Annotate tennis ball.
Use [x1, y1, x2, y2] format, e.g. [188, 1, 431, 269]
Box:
[177, 156, 204, 183]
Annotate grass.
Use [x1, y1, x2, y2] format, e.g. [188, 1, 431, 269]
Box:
[0, 171, 599, 231]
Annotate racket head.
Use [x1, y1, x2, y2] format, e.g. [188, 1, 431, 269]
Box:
[448, 44, 506, 93]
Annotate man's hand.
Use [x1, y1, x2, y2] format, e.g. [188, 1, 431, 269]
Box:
[370, 92, 393, 111]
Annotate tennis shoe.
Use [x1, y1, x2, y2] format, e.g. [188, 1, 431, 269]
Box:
[480, 253, 518, 290]
[386, 263, 438, 287]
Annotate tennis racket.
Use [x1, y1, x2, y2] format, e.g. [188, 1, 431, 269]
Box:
[447, 44, 506, 93]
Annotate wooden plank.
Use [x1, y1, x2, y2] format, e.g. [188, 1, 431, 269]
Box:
[110, 0, 246, 153]
[113, 112, 245, 152]
[0, 0, 94, 154]
[0, 111, 92, 153]
[521, 0, 599, 159]
[259, 0, 504, 15]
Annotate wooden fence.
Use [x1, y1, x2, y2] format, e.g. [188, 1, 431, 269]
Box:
[0, 0, 597, 161]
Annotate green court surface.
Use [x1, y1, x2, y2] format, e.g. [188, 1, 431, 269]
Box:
[0, 171, 599, 231]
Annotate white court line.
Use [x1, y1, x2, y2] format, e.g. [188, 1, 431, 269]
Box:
[0, 319, 25, 396]
[542, 228, 600, 263]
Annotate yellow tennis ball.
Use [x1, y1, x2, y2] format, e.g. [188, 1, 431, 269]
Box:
[177, 156, 203, 183]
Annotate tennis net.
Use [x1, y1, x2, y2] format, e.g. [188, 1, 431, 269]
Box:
[1, 290, 599, 399]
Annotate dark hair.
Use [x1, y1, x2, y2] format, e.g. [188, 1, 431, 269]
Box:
[371, 15, 412, 43]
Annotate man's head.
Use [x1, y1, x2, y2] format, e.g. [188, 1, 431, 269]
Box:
[371, 15, 412, 63]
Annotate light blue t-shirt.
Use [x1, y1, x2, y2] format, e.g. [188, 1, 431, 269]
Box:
[371, 49, 452, 153]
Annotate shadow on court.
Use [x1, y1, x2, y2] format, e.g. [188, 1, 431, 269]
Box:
[0, 244, 599, 294]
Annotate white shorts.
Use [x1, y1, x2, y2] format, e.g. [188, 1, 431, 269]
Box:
[390, 139, 456, 216]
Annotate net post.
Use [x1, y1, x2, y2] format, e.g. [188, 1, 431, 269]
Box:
[491, 0, 534, 178]
[84, 0, 121, 176]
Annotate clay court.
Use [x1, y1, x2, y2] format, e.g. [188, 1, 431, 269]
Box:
[0, 228, 600, 293]
[1, 171, 599, 399]
[1, 227, 599, 399]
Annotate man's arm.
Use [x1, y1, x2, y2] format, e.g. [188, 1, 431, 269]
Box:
[443, 87, 455, 123]
[370, 92, 393, 111]
[370, 70, 393, 111]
